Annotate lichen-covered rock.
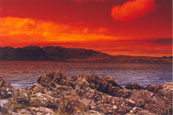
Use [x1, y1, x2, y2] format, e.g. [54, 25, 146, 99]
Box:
[29, 107, 54, 115]
[125, 83, 144, 90]
[57, 91, 86, 114]
[161, 82, 173, 92]
[0, 77, 12, 98]
[115, 88, 132, 98]
[0, 77, 12, 88]
[12, 107, 54, 115]
[71, 74, 121, 97]
[30, 83, 46, 94]
[12, 88, 30, 105]
[73, 110, 104, 115]
[85, 110, 104, 115]
[29, 93, 58, 109]
[146, 82, 173, 97]
[126, 107, 156, 115]
[0, 99, 11, 114]
[146, 82, 172, 114]
[0, 72, 172, 115]
[129, 89, 171, 114]
[95, 94, 132, 115]
[37, 70, 70, 87]
[146, 83, 162, 93]
[84, 75, 121, 92]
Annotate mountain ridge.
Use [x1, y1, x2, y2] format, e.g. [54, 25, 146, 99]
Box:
[0, 46, 172, 63]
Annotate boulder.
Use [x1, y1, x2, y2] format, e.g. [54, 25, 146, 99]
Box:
[161, 82, 173, 92]
[79, 98, 96, 110]
[71, 75, 90, 89]
[37, 70, 70, 87]
[125, 83, 144, 90]
[146, 82, 172, 103]
[11, 107, 54, 115]
[94, 94, 132, 115]
[0, 99, 11, 114]
[29, 93, 58, 109]
[85, 110, 104, 115]
[146, 83, 162, 93]
[73, 110, 104, 115]
[71, 75, 121, 97]
[57, 92, 86, 114]
[126, 107, 156, 115]
[0, 77, 12, 98]
[12, 88, 30, 105]
[28, 107, 54, 115]
[0, 77, 11, 88]
[30, 83, 46, 94]
[146, 82, 173, 95]
[129, 89, 171, 114]
[115, 88, 132, 98]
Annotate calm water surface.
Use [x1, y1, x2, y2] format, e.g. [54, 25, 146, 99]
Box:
[0, 61, 172, 88]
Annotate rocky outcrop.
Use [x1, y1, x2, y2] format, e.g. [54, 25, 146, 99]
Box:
[0, 77, 12, 98]
[0, 99, 11, 114]
[125, 83, 144, 90]
[0, 70, 172, 115]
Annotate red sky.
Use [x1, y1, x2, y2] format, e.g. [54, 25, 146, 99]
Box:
[0, 0, 172, 56]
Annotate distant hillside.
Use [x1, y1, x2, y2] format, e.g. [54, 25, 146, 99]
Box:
[0, 46, 109, 61]
[105, 55, 172, 63]
[0, 46, 172, 63]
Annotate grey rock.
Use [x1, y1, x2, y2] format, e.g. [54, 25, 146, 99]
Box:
[0, 77, 12, 99]
[0, 99, 11, 114]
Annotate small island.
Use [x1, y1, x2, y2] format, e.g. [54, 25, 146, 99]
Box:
[0, 70, 172, 115]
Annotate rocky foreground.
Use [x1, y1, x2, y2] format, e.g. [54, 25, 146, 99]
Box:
[0, 70, 172, 115]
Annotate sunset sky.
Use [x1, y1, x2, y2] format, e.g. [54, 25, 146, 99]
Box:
[0, 0, 172, 56]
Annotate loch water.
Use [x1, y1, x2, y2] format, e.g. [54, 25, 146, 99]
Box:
[0, 61, 172, 88]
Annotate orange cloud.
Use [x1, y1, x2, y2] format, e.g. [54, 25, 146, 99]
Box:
[0, 17, 171, 56]
[0, 17, 123, 46]
[111, 0, 155, 22]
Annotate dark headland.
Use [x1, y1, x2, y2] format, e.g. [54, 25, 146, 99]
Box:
[0, 70, 172, 115]
[0, 46, 172, 63]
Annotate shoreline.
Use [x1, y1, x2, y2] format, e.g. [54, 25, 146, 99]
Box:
[0, 60, 172, 64]
[8, 77, 173, 89]
[0, 70, 172, 115]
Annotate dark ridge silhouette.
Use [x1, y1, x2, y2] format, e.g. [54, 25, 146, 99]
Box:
[0, 46, 109, 61]
[0, 46, 172, 63]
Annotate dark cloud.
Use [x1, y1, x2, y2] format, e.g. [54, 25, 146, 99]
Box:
[150, 38, 172, 45]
